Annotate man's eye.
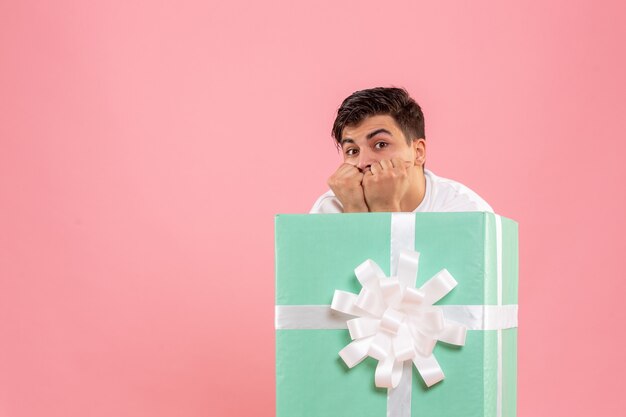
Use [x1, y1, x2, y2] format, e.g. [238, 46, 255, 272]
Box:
[374, 142, 388, 149]
[345, 148, 359, 156]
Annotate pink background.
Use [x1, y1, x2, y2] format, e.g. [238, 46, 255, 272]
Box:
[2, 1, 625, 416]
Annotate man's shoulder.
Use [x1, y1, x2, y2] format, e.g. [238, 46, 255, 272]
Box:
[424, 169, 494, 213]
[309, 190, 343, 213]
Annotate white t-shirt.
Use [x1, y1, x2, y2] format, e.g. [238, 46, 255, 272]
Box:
[309, 169, 494, 213]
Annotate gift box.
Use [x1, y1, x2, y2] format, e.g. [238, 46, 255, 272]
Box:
[275, 212, 518, 417]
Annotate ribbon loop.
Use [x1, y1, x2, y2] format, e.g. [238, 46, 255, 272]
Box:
[410, 327, 437, 356]
[375, 357, 404, 388]
[368, 332, 392, 361]
[380, 308, 405, 335]
[331, 290, 362, 316]
[356, 288, 386, 316]
[420, 269, 457, 305]
[380, 278, 403, 308]
[413, 351, 445, 387]
[347, 317, 380, 340]
[421, 309, 445, 333]
[355, 259, 386, 285]
[438, 322, 468, 346]
[339, 337, 373, 368]
[393, 326, 416, 361]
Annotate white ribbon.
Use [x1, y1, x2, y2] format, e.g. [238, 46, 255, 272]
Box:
[275, 304, 518, 331]
[330, 251, 466, 388]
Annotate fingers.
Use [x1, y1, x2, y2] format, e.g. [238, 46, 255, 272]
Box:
[337, 160, 411, 176]
[370, 159, 406, 174]
[327, 163, 369, 212]
[334, 159, 410, 187]
[380, 160, 393, 170]
[335, 163, 362, 177]
[328, 163, 364, 188]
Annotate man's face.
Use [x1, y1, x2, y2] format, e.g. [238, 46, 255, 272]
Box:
[339, 115, 425, 172]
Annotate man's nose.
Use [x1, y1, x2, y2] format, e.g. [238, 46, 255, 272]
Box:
[357, 148, 375, 171]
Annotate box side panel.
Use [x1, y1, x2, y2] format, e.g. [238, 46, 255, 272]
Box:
[483, 215, 518, 417]
[483, 330, 498, 417]
[501, 217, 518, 416]
[502, 328, 518, 417]
[276, 330, 387, 417]
[501, 217, 519, 305]
[483, 213, 498, 305]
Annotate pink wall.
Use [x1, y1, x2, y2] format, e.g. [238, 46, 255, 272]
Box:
[2, 1, 625, 416]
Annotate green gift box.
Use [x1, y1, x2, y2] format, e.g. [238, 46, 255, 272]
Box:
[275, 212, 518, 417]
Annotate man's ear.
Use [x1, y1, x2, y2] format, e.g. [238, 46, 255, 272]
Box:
[412, 138, 426, 167]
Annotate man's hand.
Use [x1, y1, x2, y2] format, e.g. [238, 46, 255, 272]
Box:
[362, 158, 411, 212]
[327, 163, 368, 213]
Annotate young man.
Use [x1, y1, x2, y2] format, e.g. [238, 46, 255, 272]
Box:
[310, 87, 493, 213]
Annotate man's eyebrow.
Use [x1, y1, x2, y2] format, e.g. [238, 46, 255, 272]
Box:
[366, 128, 392, 140]
[341, 129, 393, 145]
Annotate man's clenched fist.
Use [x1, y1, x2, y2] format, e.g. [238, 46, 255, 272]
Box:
[362, 158, 411, 212]
[327, 163, 369, 212]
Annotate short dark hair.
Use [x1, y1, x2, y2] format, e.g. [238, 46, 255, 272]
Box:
[332, 87, 425, 146]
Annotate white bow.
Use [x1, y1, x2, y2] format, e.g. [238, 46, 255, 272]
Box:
[331, 249, 467, 388]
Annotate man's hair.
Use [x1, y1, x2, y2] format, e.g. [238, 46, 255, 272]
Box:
[332, 87, 425, 146]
